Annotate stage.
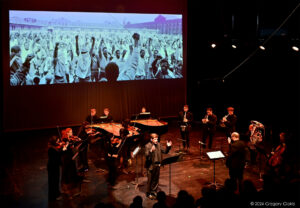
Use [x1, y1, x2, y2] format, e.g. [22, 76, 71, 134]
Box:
[1, 121, 266, 208]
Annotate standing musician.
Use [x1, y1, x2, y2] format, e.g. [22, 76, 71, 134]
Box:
[47, 136, 62, 201]
[59, 128, 82, 197]
[118, 119, 134, 174]
[201, 107, 217, 149]
[106, 133, 122, 187]
[220, 107, 237, 138]
[247, 121, 265, 165]
[145, 133, 172, 199]
[178, 105, 193, 152]
[85, 108, 100, 124]
[100, 108, 113, 123]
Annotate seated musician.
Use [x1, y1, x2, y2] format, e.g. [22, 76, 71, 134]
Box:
[268, 132, 287, 170]
[85, 108, 100, 124]
[100, 108, 113, 123]
[138, 107, 151, 120]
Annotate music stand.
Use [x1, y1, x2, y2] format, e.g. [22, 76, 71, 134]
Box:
[131, 146, 144, 190]
[206, 150, 225, 188]
[161, 154, 183, 195]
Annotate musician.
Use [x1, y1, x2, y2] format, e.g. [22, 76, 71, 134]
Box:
[138, 106, 151, 119]
[268, 132, 287, 169]
[77, 123, 90, 172]
[201, 108, 217, 149]
[178, 105, 193, 151]
[106, 133, 121, 187]
[118, 119, 132, 174]
[47, 136, 62, 201]
[145, 133, 172, 199]
[226, 132, 247, 188]
[247, 121, 264, 165]
[60, 128, 82, 196]
[222, 107, 237, 138]
[85, 108, 100, 124]
[100, 108, 113, 123]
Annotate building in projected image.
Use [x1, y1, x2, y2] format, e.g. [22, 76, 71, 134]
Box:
[124, 15, 182, 35]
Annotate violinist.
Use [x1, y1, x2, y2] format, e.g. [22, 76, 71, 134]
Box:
[77, 122, 92, 172]
[60, 128, 82, 198]
[118, 119, 133, 174]
[106, 133, 121, 187]
[47, 136, 62, 201]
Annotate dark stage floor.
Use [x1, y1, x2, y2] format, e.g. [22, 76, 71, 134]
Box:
[1, 122, 272, 208]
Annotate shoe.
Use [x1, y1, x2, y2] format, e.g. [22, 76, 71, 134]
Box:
[147, 194, 156, 200]
[151, 192, 157, 197]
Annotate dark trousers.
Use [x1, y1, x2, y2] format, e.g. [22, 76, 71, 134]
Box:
[107, 157, 117, 186]
[202, 129, 215, 149]
[78, 145, 89, 170]
[48, 166, 60, 200]
[229, 166, 244, 189]
[180, 129, 190, 148]
[147, 165, 160, 194]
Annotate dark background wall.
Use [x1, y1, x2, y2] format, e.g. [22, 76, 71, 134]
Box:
[1, 0, 187, 131]
[187, 0, 300, 136]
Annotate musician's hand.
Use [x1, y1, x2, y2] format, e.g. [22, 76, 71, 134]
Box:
[227, 137, 231, 144]
[271, 152, 274, 155]
[202, 119, 207, 123]
[183, 118, 188, 123]
[150, 145, 156, 152]
[167, 140, 172, 147]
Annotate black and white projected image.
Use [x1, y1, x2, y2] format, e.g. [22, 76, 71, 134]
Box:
[9, 11, 183, 86]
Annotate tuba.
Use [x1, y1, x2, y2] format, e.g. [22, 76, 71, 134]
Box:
[249, 120, 264, 145]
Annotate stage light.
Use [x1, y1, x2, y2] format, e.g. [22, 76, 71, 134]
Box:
[292, 46, 299, 51]
[259, 45, 266, 50]
[211, 43, 216, 48]
[232, 44, 237, 49]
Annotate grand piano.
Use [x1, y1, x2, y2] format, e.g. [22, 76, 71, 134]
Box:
[130, 112, 168, 135]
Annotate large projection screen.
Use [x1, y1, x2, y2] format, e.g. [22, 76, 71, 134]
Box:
[9, 10, 183, 86]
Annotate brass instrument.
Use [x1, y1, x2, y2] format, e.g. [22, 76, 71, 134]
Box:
[249, 120, 264, 146]
[202, 114, 208, 124]
[219, 114, 229, 128]
[180, 112, 187, 131]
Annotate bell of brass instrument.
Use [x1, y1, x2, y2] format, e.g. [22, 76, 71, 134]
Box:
[219, 114, 229, 128]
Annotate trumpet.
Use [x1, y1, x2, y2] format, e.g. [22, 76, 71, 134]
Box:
[202, 114, 209, 124]
[219, 114, 229, 128]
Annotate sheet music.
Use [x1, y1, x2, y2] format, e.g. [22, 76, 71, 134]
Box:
[206, 151, 225, 159]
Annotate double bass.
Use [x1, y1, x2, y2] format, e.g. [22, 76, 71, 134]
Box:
[268, 143, 286, 167]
